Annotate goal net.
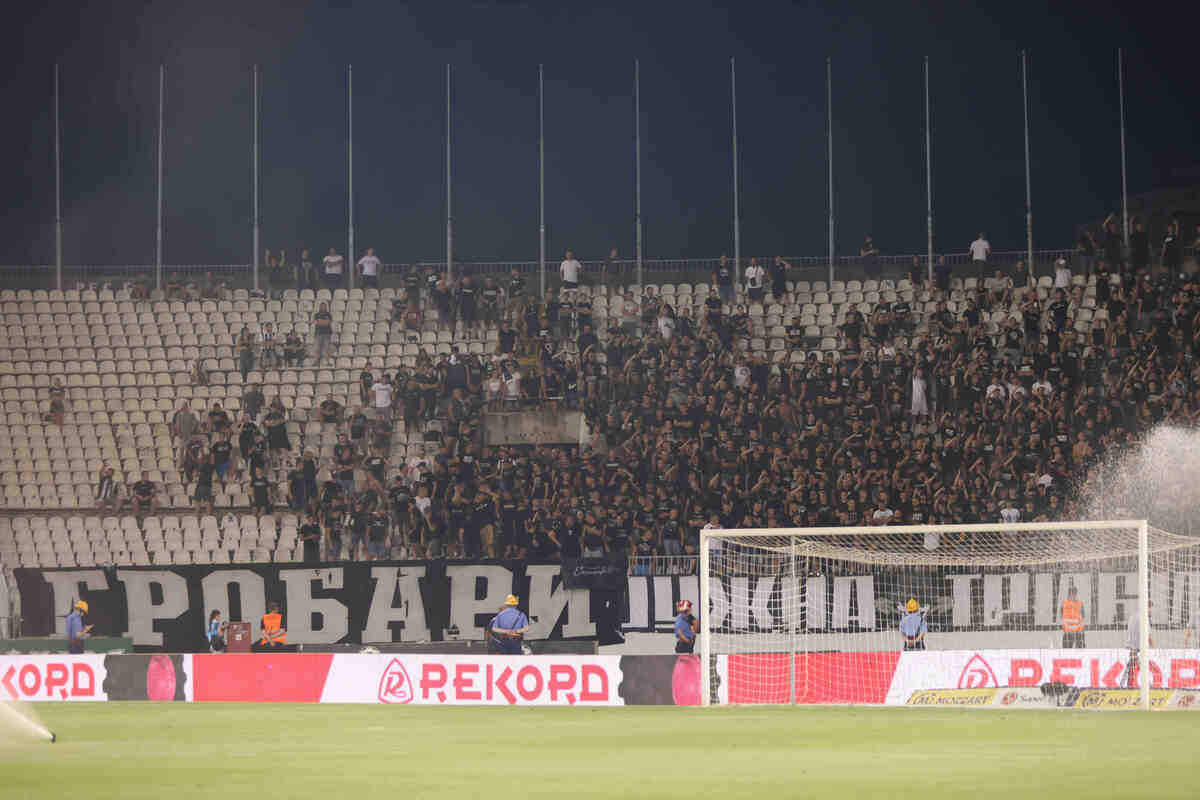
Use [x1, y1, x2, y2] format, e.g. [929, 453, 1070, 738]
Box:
[699, 521, 1200, 710]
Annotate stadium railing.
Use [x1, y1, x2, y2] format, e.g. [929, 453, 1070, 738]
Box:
[628, 555, 699, 577]
[1, 246, 1157, 290]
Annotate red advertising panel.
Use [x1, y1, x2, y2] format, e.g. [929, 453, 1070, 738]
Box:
[191, 654, 335, 703]
[725, 651, 901, 704]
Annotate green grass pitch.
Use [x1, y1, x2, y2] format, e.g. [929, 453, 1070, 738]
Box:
[2, 704, 1198, 799]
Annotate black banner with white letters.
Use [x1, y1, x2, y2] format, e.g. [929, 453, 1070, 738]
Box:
[14, 561, 614, 653]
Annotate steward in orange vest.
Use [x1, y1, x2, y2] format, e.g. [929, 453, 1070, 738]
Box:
[1061, 586, 1085, 649]
[260, 602, 287, 646]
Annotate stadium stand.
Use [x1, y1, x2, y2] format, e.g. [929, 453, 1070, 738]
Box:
[1, 247, 1198, 570]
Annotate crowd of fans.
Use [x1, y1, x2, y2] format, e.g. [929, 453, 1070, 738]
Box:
[93, 223, 1200, 566]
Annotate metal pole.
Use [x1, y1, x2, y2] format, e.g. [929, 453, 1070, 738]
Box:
[446, 64, 453, 284]
[730, 58, 741, 279]
[924, 56, 934, 288]
[1118, 48, 1130, 258]
[1021, 51, 1033, 273]
[699, 529, 711, 706]
[538, 64, 546, 299]
[252, 65, 260, 292]
[1138, 520, 1150, 712]
[156, 64, 164, 293]
[347, 64, 354, 292]
[826, 57, 834, 287]
[788, 535, 796, 706]
[54, 64, 62, 292]
[635, 59, 643, 292]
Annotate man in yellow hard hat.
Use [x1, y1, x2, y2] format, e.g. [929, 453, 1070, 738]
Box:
[66, 600, 93, 655]
[487, 595, 530, 655]
[898, 598, 927, 651]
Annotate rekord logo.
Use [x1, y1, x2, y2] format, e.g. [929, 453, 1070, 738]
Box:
[377, 658, 414, 704]
[1001, 691, 1017, 706]
[957, 654, 999, 689]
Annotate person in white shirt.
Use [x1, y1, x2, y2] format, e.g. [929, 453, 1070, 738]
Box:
[621, 292, 640, 335]
[560, 250, 581, 290]
[745, 258, 766, 302]
[503, 366, 523, 409]
[657, 307, 676, 341]
[358, 248, 382, 289]
[969, 233, 990, 281]
[371, 377, 393, 418]
[323, 248, 345, 290]
[1053, 257, 1071, 290]
[733, 360, 751, 389]
[910, 366, 929, 419]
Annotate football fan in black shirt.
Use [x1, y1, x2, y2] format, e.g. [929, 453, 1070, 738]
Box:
[251, 473, 271, 517]
[367, 509, 391, 560]
[131, 471, 157, 515]
[332, 433, 358, 496]
[193, 455, 216, 514]
[300, 513, 322, 563]
[211, 432, 234, 487]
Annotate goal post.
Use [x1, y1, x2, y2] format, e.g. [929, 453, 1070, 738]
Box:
[700, 521, 1200, 711]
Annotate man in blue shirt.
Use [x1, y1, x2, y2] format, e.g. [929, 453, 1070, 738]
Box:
[898, 598, 927, 651]
[674, 600, 697, 654]
[488, 595, 530, 655]
[66, 600, 92, 654]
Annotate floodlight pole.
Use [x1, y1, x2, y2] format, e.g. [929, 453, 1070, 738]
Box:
[635, 58, 643, 292]
[538, 64, 546, 299]
[826, 57, 834, 287]
[1021, 51, 1033, 272]
[731, 58, 741, 279]
[252, 64, 260, 292]
[155, 64, 164, 293]
[924, 56, 934, 288]
[1118, 48, 1130, 259]
[347, 65, 355, 291]
[446, 64, 453, 284]
[54, 64, 62, 291]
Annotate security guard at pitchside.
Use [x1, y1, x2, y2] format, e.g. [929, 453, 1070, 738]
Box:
[488, 595, 530, 655]
[260, 601, 287, 646]
[1060, 585, 1086, 648]
[898, 598, 927, 651]
[66, 600, 93, 654]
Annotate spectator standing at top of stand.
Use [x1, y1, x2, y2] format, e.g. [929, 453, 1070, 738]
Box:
[322, 248, 345, 290]
[713, 254, 735, 305]
[770, 256, 790, 302]
[357, 248, 381, 289]
[969, 232, 991, 282]
[603, 248, 622, 286]
[860, 235, 880, 277]
[560, 250, 582, 291]
[745, 258, 766, 303]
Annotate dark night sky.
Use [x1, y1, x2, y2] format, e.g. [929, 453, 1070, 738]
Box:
[1, 1, 1196, 267]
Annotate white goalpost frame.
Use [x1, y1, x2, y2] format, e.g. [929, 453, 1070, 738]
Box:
[699, 520, 1156, 711]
